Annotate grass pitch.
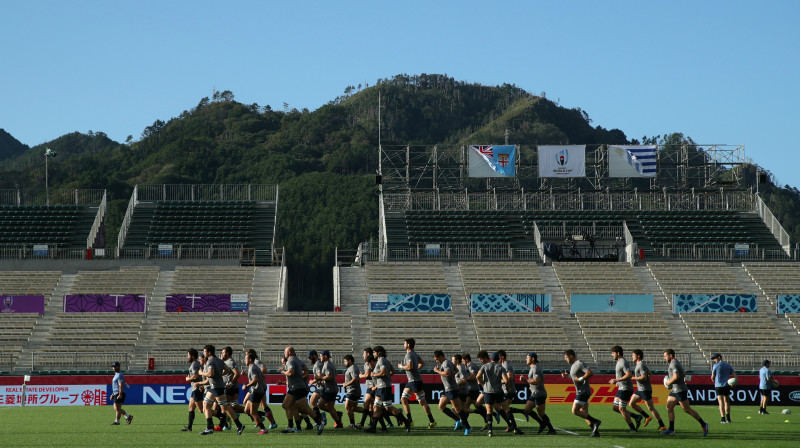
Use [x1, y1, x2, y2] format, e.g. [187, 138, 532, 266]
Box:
[2, 403, 797, 447]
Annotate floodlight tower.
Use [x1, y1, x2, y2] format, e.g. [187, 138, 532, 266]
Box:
[44, 148, 57, 205]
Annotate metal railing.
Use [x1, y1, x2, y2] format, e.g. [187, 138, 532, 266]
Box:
[0, 353, 13, 371]
[135, 184, 277, 202]
[383, 190, 756, 212]
[359, 242, 540, 263]
[711, 352, 800, 370]
[0, 189, 106, 206]
[643, 245, 797, 262]
[32, 352, 128, 371]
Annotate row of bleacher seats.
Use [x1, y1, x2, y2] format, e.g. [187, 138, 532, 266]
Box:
[554, 262, 643, 300]
[743, 262, 800, 306]
[0, 205, 95, 249]
[170, 266, 255, 294]
[365, 262, 448, 294]
[648, 261, 742, 302]
[459, 261, 547, 294]
[70, 266, 160, 295]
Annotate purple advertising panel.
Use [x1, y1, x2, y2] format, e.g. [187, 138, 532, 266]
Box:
[165, 294, 249, 312]
[63, 294, 146, 313]
[0, 295, 45, 315]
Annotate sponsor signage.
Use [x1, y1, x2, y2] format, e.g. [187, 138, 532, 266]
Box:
[0, 385, 106, 407]
[0, 295, 45, 314]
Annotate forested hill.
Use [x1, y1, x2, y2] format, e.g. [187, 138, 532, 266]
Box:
[0, 74, 798, 309]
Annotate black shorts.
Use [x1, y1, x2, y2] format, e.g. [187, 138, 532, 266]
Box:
[759, 388, 771, 398]
[669, 391, 689, 402]
[191, 388, 204, 402]
[406, 380, 424, 393]
[321, 391, 338, 403]
[225, 385, 238, 397]
[615, 389, 634, 402]
[483, 392, 504, 405]
[208, 387, 226, 398]
[288, 387, 309, 399]
[443, 390, 459, 401]
[376, 387, 393, 402]
[346, 391, 362, 402]
[504, 391, 516, 402]
[468, 390, 480, 401]
[111, 392, 125, 404]
[527, 396, 546, 406]
[634, 390, 653, 401]
[249, 390, 265, 404]
[574, 392, 592, 404]
[715, 385, 732, 396]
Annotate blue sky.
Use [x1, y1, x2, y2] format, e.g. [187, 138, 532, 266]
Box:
[2, 1, 799, 188]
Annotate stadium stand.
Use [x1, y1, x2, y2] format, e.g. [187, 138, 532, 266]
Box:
[170, 266, 255, 294]
[459, 261, 547, 295]
[648, 261, 746, 305]
[472, 312, 570, 362]
[743, 262, 800, 306]
[553, 261, 644, 303]
[680, 313, 794, 359]
[0, 205, 97, 249]
[368, 312, 462, 355]
[261, 312, 354, 364]
[365, 262, 448, 294]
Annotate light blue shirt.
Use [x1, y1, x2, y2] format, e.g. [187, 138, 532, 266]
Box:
[712, 361, 734, 388]
[112, 371, 125, 395]
[759, 366, 772, 390]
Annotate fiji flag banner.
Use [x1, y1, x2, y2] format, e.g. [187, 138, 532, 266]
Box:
[468, 145, 516, 177]
[609, 145, 657, 177]
[538, 145, 586, 177]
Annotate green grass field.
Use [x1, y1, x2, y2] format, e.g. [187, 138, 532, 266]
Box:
[2, 403, 798, 447]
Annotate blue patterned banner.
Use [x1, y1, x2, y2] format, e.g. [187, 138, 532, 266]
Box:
[470, 294, 550, 312]
[777, 295, 800, 314]
[673, 294, 757, 313]
[368, 294, 451, 312]
[570, 294, 653, 313]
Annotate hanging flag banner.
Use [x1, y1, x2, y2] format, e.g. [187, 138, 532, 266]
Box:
[609, 145, 657, 177]
[538, 145, 585, 177]
[468, 145, 516, 177]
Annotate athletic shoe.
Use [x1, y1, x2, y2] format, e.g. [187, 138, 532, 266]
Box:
[628, 429, 638, 433]
[726, 418, 732, 423]
[181, 426, 191, 432]
[720, 418, 727, 424]
[505, 427, 511, 432]
[762, 410, 770, 415]
[454, 420, 462, 430]
[427, 421, 437, 429]
[643, 416, 652, 427]
[657, 425, 667, 431]
[464, 428, 472, 436]
[538, 424, 546, 434]
[110, 422, 120, 425]
[487, 429, 493, 437]
[316, 420, 326, 435]
[407, 420, 413, 427]
[404, 419, 412, 433]
[479, 423, 489, 431]
[547, 428, 557, 435]
[513, 428, 524, 435]
[237, 424, 245, 435]
[590, 420, 601, 437]
[363, 426, 377, 433]
[661, 429, 675, 435]
[354, 424, 363, 429]
[126, 415, 133, 425]
[333, 423, 343, 429]
[200, 428, 214, 435]
[280, 427, 296, 434]
[257, 430, 268, 434]
[633, 414, 643, 429]
[702, 422, 709, 437]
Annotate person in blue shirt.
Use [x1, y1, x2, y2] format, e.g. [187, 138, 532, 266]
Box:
[758, 359, 775, 414]
[710, 353, 736, 423]
[110, 361, 133, 425]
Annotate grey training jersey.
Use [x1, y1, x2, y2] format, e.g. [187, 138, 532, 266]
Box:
[615, 358, 633, 391]
[501, 360, 516, 394]
[374, 357, 391, 389]
[363, 361, 374, 388]
[569, 359, 591, 396]
[438, 359, 458, 392]
[466, 362, 481, 392]
[667, 359, 687, 393]
[345, 364, 360, 394]
[189, 360, 202, 391]
[528, 364, 547, 398]
[247, 363, 266, 394]
[223, 357, 237, 386]
[322, 360, 338, 394]
[479, 362, 506, 394]
[455, 363, 469, 394]
[403, 350, 423, 381]
[206, 356, 226, 389]
[312, 360, 324, 387]
[634, 361, 652, 392]
[285, 356, 306, 391]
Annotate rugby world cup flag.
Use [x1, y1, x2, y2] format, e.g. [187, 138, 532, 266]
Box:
[468, 145, 516, 177]
[538, 145, 585, 177]
[609, 145, 657, 177]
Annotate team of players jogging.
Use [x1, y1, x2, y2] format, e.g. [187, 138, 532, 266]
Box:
[172, 340, 713, 437]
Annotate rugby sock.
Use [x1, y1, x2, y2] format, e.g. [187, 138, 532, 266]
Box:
[628, 421, 636, 430]
[458, 410, 471, 429]
[188, 410, 195, 429]
[658, 418, 665, 427]
[669, 420, 675, 431]
[360, 410, 369, 426]
[257, 422, 265, 430]
[587, 414, 600, 424]
[427, 412, 435, 423]
[206, 417, 214, 430]
[442, 408, 459, 421]
[406, 412, 413, 421]
[639, 411, 650, 419]
[313, 406, 320, 417]
[698, 418, 707, 428]
[725, 413, 731, 422]
[544, 414, 555, 430]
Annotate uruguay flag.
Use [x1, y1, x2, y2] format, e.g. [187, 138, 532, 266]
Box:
[609, 145, 657, 177]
